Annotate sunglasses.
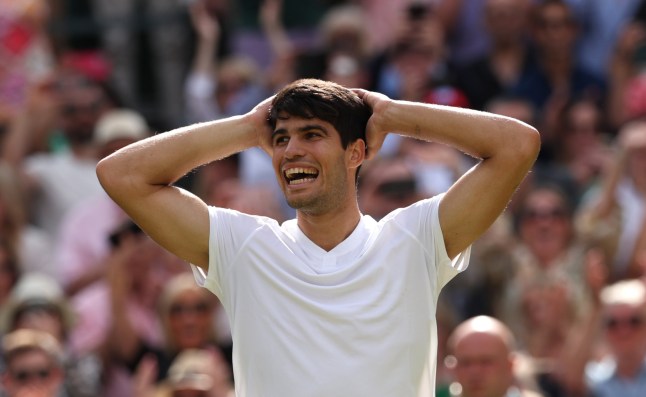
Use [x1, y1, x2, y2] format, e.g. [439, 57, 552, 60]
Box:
[10, 367, 53, 384]
[169, 302, 211, 317]
[604, 315, 644, 331]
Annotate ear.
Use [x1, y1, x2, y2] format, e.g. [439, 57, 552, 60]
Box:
[347, 139, 366, 169]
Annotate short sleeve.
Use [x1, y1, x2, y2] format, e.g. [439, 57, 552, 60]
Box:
[191, 206, 278, 301]
[389, 193, 471, 294]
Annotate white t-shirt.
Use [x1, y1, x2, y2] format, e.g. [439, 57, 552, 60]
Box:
[25, 151, 102, 239]
[193, 194, 470, 397]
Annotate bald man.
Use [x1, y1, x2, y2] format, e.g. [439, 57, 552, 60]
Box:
[448, 315, 543, 397]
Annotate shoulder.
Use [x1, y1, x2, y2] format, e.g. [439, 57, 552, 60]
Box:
[380, 194, 443, 223]
[208, 206, 284, 241]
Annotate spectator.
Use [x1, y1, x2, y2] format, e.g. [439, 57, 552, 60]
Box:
[95, 223, 186, 397]
[512, 0, 605, 117]
[358, 155, 425, 221]
[105, 272, 230, 395]
[0, 273, 101, 397]
[184, 0, 265, 125]
[54, 108, 150, 298]
[550, 98, 613, 195]
[447, 315, 544, 397]
[442, 0, 491, 65]
[456, 0, 532, 110]
[0, 161, 53, 277]
[184, 0, 279, 218]
[564, 0, 645, 80]
[134, 348, 233, 397]
[509, 183, 588, 285]
[370, 1, 465, 106]
[505, 273, 584, 397]
[607, 20, 646, 128]
[500, 184, 594, 390]
[0, 329, 65, 397]
[1, 71, 114, 239]
[577, 120, 646, 280]
[579, 279, 646, 397]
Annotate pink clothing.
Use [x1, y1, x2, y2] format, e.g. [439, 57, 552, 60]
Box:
[68, 281, 163, 354]
[55, 192, 127, 289]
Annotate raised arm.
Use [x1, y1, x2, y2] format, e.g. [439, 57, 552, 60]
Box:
[95, 98, 273, 270]
[356, 90, 540, 259]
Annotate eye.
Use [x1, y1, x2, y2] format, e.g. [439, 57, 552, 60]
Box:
[273, 135, 289, 146]
[304, 131, 321, 140]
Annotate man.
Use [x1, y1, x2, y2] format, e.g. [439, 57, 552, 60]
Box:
[585, 279, 646, 397]
[2, 71, 114, 239]
[1, 329, 65, 397]
[448, 315, 544, 397]
[96, 79, 540, 396]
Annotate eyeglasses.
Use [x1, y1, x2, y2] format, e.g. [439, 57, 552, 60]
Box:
[169, 302, 211, 317]
[521, 208, 568, 222]
[604, 315, 644, 331]
[10, 367, 53, 384]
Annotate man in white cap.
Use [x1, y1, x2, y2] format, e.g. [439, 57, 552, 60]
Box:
[55, 108, 150, 299]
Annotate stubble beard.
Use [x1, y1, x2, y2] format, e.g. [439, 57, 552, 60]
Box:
[285, 170, 350, 216]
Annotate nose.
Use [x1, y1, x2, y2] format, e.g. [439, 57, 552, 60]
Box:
[284, 136, 305, 159]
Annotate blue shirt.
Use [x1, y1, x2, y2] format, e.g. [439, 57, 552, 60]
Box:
[587, 357, 646, 397]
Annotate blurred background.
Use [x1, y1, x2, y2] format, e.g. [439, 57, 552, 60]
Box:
[1, 0, 646, 396]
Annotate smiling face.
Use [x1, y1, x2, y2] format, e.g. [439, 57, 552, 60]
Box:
[271, 114, 361, 215]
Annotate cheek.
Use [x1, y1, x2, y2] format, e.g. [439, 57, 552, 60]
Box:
[271, 154, 284, 179]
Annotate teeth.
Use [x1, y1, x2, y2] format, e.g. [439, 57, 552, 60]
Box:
[284, 168, 317, 177]
[289, 177, 316, 185]
[284, 167, 318, 185]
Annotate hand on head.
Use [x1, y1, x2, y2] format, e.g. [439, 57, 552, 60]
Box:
[248, 95, 276, 154]
[352, 89, 391, 160]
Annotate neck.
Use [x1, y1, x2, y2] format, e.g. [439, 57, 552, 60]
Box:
[297, 200, 361, 251]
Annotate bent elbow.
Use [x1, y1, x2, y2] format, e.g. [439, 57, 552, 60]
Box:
[523, 125, 542, 161]
[96, 155, 129, 198]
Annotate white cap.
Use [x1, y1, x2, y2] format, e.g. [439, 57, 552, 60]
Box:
[0, 273, 75, 333]
[94, 109, 149, 145]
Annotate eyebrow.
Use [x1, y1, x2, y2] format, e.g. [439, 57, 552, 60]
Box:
[271, 124, 328, 139]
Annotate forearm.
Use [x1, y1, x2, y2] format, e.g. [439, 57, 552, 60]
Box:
[380, 100, 539, 163]
[370, 99, 540, 257]
[192, 36, 218, 76]
[97, 114, 259, 196]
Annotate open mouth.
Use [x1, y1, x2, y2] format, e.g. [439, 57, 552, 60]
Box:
[284, 167, 319, 185]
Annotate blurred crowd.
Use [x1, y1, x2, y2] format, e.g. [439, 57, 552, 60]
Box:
[0, 0, 645, 396]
